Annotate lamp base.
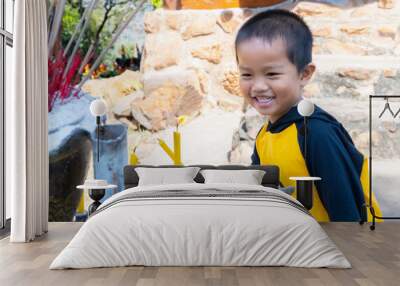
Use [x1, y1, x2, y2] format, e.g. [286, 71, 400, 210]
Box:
[296, 180, 313, 210]
[88, 188, 105, 215]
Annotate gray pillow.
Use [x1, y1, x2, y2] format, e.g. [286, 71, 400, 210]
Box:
[135, 167, 201, 186]
[200, 169, 266, 185]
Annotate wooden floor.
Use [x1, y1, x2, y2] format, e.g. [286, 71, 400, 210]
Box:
[0, 222, 399, 286]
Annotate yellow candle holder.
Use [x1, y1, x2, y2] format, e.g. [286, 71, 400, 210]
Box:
[158, 115, 186, 165]
[77, 193, 85, 214]
[173, 131, 182, 165]
[158, 131, 182, 165]
[129, 148, 140, 165]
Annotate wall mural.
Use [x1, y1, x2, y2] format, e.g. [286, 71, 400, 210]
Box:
[48, 0, 400, 221]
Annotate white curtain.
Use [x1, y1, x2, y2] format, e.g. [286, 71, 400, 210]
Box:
[8, 0, 49, 242]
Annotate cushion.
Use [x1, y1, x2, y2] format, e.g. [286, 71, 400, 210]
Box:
[135, 167, 201, 186]
[200, 169, 266, 185]
[124, 165, 280, 189]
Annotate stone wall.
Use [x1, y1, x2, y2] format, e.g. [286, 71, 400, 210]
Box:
[87, 1, 399, 165]
[134, 1, 399, 164]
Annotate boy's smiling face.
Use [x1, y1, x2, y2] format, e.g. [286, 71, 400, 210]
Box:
[237, 37, 315, 123]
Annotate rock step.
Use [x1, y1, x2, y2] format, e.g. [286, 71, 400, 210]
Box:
[314, 55, 400, 70]
[303, 64, 399, 100]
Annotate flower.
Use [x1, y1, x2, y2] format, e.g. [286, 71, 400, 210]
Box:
[176, 115, 187, 131]
[178, 116, 187, 125]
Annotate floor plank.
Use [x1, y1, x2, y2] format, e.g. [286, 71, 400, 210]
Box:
[0, 222, 399, 286]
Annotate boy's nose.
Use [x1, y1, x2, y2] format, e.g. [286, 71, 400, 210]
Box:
[252, 78, 269, 93]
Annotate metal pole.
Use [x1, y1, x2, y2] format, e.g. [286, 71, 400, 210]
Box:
[369, 96, 372, 209]
[96, 116, 100, 162]
[304, 116, 307, 162]
[368, 95, 400, 230]
[369, 95, 373, 228]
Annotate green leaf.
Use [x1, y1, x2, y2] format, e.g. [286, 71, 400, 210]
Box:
[151, 0, 163, 9]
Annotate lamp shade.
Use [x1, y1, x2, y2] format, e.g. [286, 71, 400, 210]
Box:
[90, 99, 107, 116]
[297, 99, 315, 117]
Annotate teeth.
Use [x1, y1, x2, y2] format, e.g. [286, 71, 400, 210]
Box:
[256, 97, 274, 103]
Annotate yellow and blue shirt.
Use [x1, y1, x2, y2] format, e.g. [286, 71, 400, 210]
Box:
[252, 105, 381, 222]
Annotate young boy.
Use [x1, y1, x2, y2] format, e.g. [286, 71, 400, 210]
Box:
[235, 9, 381, 222]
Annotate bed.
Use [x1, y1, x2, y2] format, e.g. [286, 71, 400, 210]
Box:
[50, 165, 350, 269]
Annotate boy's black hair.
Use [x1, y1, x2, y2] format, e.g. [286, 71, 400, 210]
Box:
[235, 9, 313, 73]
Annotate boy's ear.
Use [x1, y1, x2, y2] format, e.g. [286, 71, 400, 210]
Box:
[300, 63, 316, 87]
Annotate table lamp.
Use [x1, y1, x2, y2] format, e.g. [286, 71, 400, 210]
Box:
[90, 99, 107, 162]
[295, 99, 316, 210]
[297, 99, 315, 161]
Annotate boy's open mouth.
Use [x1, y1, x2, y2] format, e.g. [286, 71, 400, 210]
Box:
[254, 96, 276, 107]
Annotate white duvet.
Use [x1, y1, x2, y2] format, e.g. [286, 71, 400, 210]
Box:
[50, 183, 351, 269]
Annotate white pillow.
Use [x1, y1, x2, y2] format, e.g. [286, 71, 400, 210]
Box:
[200, 169, 266, 185]
[135, 167, 201, 186]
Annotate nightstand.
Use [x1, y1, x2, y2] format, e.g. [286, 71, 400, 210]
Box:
[289, 176, 321, 210]
[77, 180, 117, 215]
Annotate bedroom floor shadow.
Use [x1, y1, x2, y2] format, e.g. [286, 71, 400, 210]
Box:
[0, 222, 399, 286]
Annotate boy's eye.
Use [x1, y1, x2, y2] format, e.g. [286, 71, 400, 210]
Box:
[266, 73, 280, 77]
[240, 73, 252, 78]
